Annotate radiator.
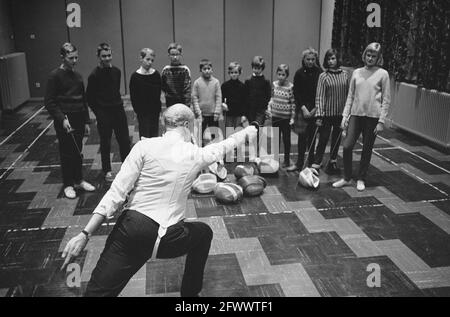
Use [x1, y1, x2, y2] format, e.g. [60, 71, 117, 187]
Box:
[390, 81, 450, 150]
[0, 52, 30, 111]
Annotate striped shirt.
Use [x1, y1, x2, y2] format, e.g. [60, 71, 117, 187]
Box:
[268, 81, 295, 119]
[315, 68, 349, 117]
[161, 64, 192, 107]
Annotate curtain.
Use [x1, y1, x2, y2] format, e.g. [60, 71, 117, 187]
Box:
[332, 0, 450, 93]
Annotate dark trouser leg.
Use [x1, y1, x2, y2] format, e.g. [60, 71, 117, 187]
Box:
[358, 117, 378, 181]
[137, 113, 150, 139]
[202, 117, 219, 145]
[84, 211, 158, 297]
[314, 119, 332, 166]
[56, 129, 75, 187]
[342, 116, 363, 181]
[113, 107, 131, 162]
[157, 221, 213, 297]
[225, 115, 240, 129]
[273, 117, 291, 164]
[56, 112, 85, 185]
[305, 121, 317, 166]
[329, 116, 343, 161]
[148, 114, 160, 138]
[96, 108, 113, 173]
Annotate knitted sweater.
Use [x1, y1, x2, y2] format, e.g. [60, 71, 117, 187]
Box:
[268, 81, 295, 119]
[161, 64, 191, 107]
[315, 68, 349, 117]
[192, 76, 222, 117]
[44, 67, 90, 124]
[343, 67, 391, 123]
[293, 66, 322, 111]
[221, 79, 247, 116]
[245, 75, 271, 112]
[86, 65, 123, 110]
[129, 70, 162, 115]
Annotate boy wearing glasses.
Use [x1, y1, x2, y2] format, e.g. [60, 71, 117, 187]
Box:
[161, 43, 192, 109]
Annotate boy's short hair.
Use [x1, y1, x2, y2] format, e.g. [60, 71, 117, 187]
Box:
[140, 48, 155, 59]
[228, 62, 242, 74]
[60, 42, 77, 57]
[199, 59, 212, 71]
[301, 47, 320, 68]
[362, 42, 384, 66]
[97, 42, 111, 56]
[168, 42, 182, 54]
[323, 49, 342, 69]
[251, 56, 265, 70]
[276, 64, 289, 77]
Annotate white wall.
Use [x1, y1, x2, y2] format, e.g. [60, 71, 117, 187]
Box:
[319, 0, 335, 66]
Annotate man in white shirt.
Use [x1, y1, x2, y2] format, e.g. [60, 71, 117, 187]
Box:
[61, 103, 257, 297]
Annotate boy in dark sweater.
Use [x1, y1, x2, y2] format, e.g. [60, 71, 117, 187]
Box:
[87, 43, 131, 182]
[45, 43, 95, 199]
[291, 47, 323, 171]
[129, 48, 162, 139]
[221, 62, 248, 129]
[245, 56, 271, 126]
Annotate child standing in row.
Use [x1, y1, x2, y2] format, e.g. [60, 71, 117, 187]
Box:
[267, 64, 296, 169]
[333, 42, 390, 191]
[192, 59, 222, 142]
[291, 48, 323, 171]
[221, 62, 248, 129]
[245, 56, 271, 127]
[161, 42, 192, 108]
[129, 48, 162, 139]
[312, 49, 349, 174]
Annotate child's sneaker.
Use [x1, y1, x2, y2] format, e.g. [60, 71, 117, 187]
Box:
[357, 180, 366, 191]
[75, 180, 95, 192]
[64, 186, 76, 199]
[332, 179, 351, 188]
[105, 171, 115, 182]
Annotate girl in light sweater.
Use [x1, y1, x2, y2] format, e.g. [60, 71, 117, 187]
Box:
[333, 43, 391, 191]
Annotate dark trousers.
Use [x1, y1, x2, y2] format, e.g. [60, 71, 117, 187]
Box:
[137, 112, 160, 139]
[225, 115, 241, 129]
[202, 116, 219, 145]
[95, 107, 131, 173]
[296, 119, 317, 169]
[85, 210, 213, 297]
[343, 116, 379, 181]
[314, 115, 342, 165]
[248, 109, 266, 127]
[54, 112, 85, 187]
[272, 117, 291, 165]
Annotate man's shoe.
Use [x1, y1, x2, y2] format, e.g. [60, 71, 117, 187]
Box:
[332, 179, 351, 188]
[105, 171, 115, 182]
[325, 161, 341, 175]
[357, 180, 366, 191]
[64, 186, 76, 199]
[75, 180, 95, 192]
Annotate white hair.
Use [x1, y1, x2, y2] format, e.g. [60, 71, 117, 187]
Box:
[163, 103, 194, 128]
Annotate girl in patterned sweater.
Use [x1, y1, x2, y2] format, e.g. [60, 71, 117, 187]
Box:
[267, 64, 296, 169]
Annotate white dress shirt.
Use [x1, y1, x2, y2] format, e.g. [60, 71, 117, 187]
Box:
[93, 127, 251, 237]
